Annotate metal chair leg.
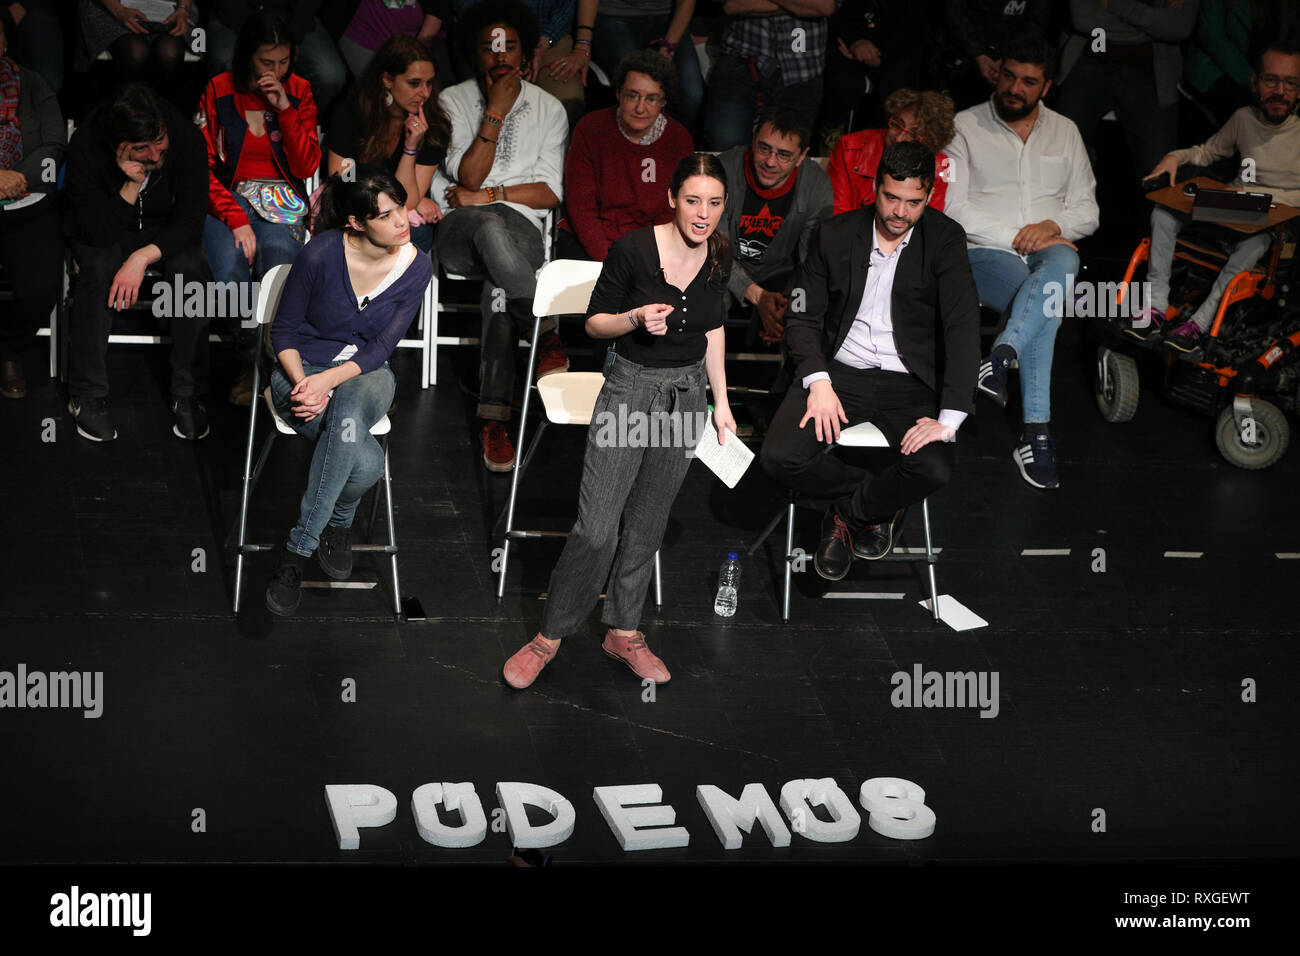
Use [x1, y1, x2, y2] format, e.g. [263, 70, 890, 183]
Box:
[922, 498, 940, 622]
[233, 361, 264, 614]
[653, 551, 662, 608]
[428, 276, 439, 386]
[498, 313, 543, 600]
[422, 276, 435, 388]
[782, 498, 795, 623]
[382, 439, 401, 616]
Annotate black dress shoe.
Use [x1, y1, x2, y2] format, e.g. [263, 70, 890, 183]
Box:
[814, 511, 854, 581]
[1, 359, 25, 399]
[853, 510, 903, 560]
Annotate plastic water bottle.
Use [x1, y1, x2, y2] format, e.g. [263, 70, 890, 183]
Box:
[714, 552, 741, 617]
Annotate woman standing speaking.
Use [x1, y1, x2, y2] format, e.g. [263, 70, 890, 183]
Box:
[503, 153, 736, 690]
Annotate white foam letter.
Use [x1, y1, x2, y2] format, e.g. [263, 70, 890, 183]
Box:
[495, 782, 575, 849]
[696, 783, 790, 849]
[412, 782, 488, 848]
[779, 778, 861, 842]
[324, 784, 397, 850]
[594, 784, 690, 850]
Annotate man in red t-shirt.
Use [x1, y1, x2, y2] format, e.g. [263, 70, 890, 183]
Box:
[717, 106, 833, 347]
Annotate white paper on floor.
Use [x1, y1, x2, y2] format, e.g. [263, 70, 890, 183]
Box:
[920, 594, 987, 631]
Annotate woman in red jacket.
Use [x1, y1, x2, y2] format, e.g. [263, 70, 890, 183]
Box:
[198, 11, 322, 405]
[827, 89, 954, 216]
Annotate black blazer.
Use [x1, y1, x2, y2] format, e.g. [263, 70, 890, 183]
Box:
[785, 205, 981, 416]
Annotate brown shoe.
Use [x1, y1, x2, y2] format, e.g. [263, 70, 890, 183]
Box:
[601, 629, 671, 683]
[0, 359, 25, 399]
[536, 333, 569, 378]
[481, 421, 515, 472]
[503, 636, 560, 689]
[228, 367, 254, 407]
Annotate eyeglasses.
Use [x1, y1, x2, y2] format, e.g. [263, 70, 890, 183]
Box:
[620, 90, 665, 107]
[888, 117, 923, 138]
[754, 141, 798, 164]
[1258, 73, 1300, 92]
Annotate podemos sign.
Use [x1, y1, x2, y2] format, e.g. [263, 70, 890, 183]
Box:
[326, 777, 934, 851]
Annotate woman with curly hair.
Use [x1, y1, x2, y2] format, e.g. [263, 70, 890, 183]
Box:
[827, 89, 956, 216]
[326, 34, 451, 253]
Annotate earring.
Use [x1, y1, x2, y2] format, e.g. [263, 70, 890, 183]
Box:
[384, 91, 394, 107]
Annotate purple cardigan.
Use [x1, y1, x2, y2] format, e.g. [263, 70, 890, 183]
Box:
[270, 230, 434, 374]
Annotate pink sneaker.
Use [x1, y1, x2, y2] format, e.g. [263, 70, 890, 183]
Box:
[601, 630, 671, 683]
[503, 636, 560, 689]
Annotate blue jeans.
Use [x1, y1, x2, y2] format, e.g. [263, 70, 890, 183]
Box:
[270, 360, 396, 557]
[204, 192, 304, 350]
[207, 16, 347, 112]
[967, 243, 1079, 424]
[704, 54, 824, 150]
[592, 13, 704, 136]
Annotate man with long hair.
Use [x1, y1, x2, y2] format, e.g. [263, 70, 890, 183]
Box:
[431, 0, 568, 473]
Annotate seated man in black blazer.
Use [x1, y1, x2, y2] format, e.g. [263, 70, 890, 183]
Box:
[760, 141, 980, 581]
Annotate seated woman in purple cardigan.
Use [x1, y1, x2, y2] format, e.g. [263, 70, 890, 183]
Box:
[265, 166, 433, 617]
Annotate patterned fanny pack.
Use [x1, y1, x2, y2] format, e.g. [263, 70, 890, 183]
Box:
[235, 179, 307, 225]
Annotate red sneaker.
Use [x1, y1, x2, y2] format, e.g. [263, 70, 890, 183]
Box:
[536, 333, 569, 378]
[503, 636, 560, 689]
[601, 629, 671, 683]
[481, 421, 515, 472]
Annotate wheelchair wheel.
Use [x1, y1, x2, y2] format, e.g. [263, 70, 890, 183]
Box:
[1214, 399, 1290, 469]
[1095, 347, 1140, 423]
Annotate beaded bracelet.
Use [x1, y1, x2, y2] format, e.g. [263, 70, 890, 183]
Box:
[486, 186, 496, 202]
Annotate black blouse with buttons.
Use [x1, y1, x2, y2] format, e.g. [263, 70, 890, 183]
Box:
[586, 225, 732, 369]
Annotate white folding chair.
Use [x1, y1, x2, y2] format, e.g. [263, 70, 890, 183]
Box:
[749, 422, 941, 622]
[494, 259, 663, 604]
[231, 263, 401, 615]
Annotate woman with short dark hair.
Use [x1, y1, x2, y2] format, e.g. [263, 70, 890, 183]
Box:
[264, 167, 434, 616]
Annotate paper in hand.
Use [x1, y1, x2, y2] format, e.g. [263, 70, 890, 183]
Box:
[693, 413, 754, 489]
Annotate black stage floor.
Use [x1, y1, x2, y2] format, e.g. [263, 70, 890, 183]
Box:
[0, 312, 1295, 922]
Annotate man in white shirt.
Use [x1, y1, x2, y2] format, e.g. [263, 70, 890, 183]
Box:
[433, 0, 568, 473]
[944, 34, 1098, 490]
[1135, 43, 1300, 356]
